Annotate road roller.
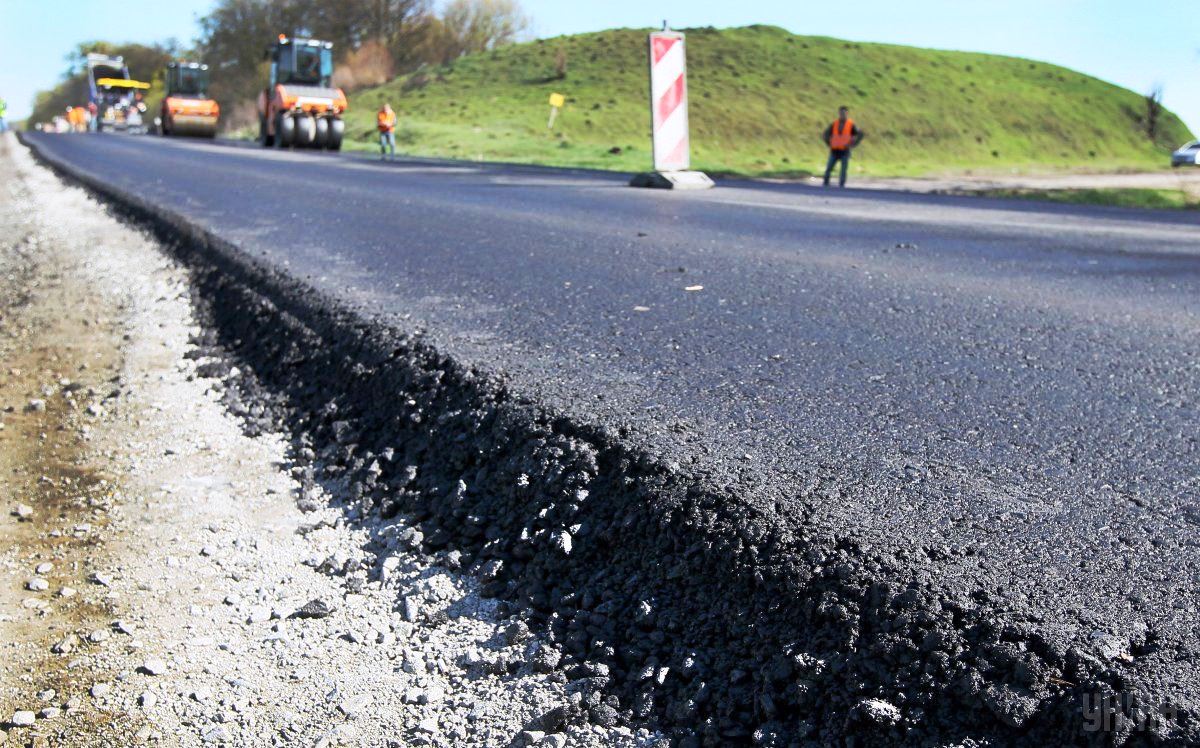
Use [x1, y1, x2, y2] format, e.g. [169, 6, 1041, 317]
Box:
[257, 34, 347, 151]
[160, 61, 220, 138]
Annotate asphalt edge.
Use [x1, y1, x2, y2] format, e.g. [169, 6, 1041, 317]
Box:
[16, 131, 1187, 747]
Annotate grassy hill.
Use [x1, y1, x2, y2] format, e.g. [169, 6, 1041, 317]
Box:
[343, 25, 1192, 178]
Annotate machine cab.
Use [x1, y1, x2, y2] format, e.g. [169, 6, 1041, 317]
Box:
[269, 36, 334, 89]
[166, 62, 211, 98]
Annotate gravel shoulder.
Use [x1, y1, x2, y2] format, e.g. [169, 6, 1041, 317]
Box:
[851, 168, 1200, 198]
[0, 134, 660, 746]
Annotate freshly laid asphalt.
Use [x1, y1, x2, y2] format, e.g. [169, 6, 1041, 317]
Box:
[22, 132, 1200, 739]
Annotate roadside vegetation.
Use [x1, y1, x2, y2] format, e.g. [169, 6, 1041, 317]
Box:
[343, 25, 1193, 177]
[963, 187, 1200, 210]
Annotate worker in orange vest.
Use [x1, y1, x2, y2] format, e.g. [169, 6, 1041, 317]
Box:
[822, 106, 864, 188]
[377, 103, 397, 162]
[68, 106, 87, 133]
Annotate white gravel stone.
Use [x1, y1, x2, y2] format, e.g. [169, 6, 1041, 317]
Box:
[418, 685, 445, 705]
[245, 605, 271, 624]
[401, 597, 421, 622]
[202, 726, 232, 743]
[51, 634, 78, 654]
[141, 657, 168, 675]
[87, 628, 111, 643]
[190, 687, 213, 703]
[11, 711, 36, 726]
[338, 694, 370, 718]
[416, 717, 439, 733]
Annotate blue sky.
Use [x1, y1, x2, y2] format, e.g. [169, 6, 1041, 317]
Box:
[2, 0, 1197, 135]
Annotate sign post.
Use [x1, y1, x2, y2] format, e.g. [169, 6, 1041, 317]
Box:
[630, 27, 713, 190]
[548, 92, 564, 129]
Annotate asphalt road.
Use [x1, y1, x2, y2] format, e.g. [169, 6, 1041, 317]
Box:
[22, 131, 1200, 737]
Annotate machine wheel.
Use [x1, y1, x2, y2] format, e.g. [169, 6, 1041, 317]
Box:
[327, 117, 344, 151]
[294, 114, 316, 147]
[275, 112, 294, 148]
[313, 116, 330, 149]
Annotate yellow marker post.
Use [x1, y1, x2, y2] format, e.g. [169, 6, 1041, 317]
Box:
[548, 92, 565, 129]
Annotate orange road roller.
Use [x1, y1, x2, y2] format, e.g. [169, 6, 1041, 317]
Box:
[256, 35, 346, 151]
[160, 61, 219, 138]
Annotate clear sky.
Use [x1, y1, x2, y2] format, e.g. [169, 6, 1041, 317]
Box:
[2, 0, 1197, 135]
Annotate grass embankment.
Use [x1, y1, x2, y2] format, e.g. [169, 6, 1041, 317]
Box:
[965, 187, 1200, 210]
[343, 25, 1192, 178]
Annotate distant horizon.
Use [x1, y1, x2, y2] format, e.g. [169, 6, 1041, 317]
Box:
[2, 1, 1196, 136]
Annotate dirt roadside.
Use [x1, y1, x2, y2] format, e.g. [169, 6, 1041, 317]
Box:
[849, 168, 1200, 199]
[0, 135, 139, 745]
[0, 133, 661, 747]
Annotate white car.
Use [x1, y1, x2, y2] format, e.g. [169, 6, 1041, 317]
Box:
[1171, 140, 1200, 167]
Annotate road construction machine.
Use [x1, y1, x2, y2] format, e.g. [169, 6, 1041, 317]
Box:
[87, 53, 150, 132]
[257, 34, 346, 150]
[160, 61, 219, 138]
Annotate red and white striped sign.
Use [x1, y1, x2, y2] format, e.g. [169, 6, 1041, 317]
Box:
[648, 31, 690, 172]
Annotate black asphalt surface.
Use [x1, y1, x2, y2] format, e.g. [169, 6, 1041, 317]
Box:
[22, 131, 1200, 742]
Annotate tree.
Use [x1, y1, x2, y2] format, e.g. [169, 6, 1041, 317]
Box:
[1144, 84, 1164, 142]
[431, 0, 529, 65]
[65, 41, 180, 80]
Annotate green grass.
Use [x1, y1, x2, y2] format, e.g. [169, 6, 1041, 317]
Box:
[965, 187, 1200, 210]
[344, 25, 1192, 178]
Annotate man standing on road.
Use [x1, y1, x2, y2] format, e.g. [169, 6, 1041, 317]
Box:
[68, 106, 86, 133]
[377, 103, 397, 162]
[822, 106, 864, 188]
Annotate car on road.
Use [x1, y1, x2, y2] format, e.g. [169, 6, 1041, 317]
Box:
[1171, 140, 1200, 167]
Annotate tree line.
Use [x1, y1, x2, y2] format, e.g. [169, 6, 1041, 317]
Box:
[29, 0, 527, 130]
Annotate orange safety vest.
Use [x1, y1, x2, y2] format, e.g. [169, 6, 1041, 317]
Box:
[829, 118, 855, 150]
[377, 110, 396, 132]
